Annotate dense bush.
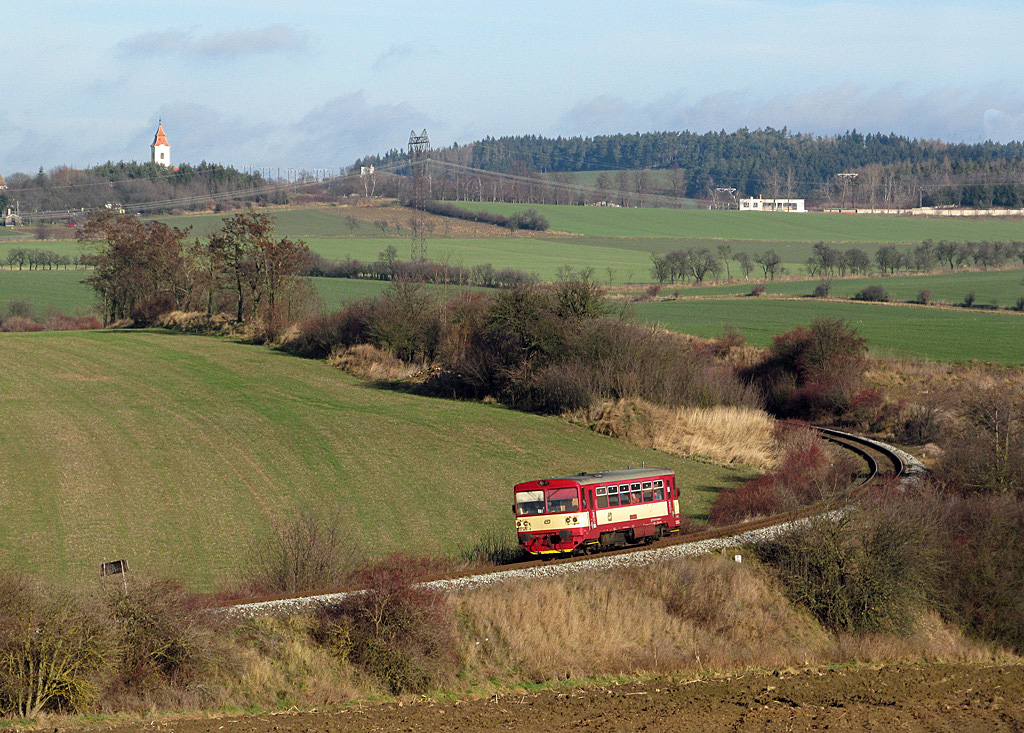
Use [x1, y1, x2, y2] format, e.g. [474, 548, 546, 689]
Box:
[754, 501, 933, 634]
[313, 555, 461, 694]
[708, 422, 856, 525]
[935, 385, 1024, 496]
[853, 285, 890, 302]
[742, 318, 868, 420]
[0, 575, 113, 717]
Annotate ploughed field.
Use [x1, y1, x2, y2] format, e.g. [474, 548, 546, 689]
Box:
[66, 663, 1024, 732]
[0, 330, 745, 589]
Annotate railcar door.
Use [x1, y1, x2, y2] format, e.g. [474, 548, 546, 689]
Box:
[666, 476, 677, 524]
[587, 488, 597, 530]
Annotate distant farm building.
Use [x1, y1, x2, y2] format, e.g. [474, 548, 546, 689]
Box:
[740, 196, 805, 212]
[0, 172, 7, 189]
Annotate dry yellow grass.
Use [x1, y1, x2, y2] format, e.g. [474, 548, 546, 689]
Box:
[574, 398, 779, 469]
[327, 343, 427, 381]
[455, 555, 997, 684]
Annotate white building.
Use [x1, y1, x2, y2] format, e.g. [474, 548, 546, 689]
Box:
[739, 196, 805, 212]
[151, 122, 171, 167]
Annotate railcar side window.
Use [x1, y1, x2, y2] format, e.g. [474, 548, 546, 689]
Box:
[596, 486, 608, 509]
[608, 485, 620, 507]
[653, 486, 665, 501]
[642, 482, 653, 502]
[631, 483, 642, 504]
[619, 485, 631, 505]
[515, 490, 545, 516]
[546, 487, 580, 514]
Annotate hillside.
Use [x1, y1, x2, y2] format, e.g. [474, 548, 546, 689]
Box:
[0, 330, 746, 589]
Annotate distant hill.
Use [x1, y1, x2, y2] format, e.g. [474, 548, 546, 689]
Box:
[358, 129, 1024, 207]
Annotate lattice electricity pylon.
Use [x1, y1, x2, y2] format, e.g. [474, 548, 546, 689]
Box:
[712, 187, 738, 210]
[408, 129, 430, 208]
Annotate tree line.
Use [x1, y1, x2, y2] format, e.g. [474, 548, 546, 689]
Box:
[3, 162, 280, 216]
[3, 248, 83, 270]
[354, 128, 1024, 208]
[650, 239, 1024, 285]
[77, 210, 312, 327]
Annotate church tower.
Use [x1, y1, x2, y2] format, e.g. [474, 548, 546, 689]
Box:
[151, 122, 171, 167]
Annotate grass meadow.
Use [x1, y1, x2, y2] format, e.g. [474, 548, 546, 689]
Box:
[651, 268, 1024, 306]
[0, 330, 746, 588]
[632, 297, 1024, 363]
[449, 201, 1024, 243]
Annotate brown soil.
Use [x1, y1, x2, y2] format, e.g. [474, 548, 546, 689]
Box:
[65, 663, 1024, 732]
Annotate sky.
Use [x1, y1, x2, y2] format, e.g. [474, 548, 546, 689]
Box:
[3, 0, 1024, 176]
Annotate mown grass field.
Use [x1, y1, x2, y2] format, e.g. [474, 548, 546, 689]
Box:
[450, 202, 1024, 243]
[632, 297, 1024, 363]
[651, 269, 1024, 306]
[0, 269, 96, 315]
[0, 330, 746, 588]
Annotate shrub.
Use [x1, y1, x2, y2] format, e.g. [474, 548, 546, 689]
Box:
[742, 318, 868, 420]
[106, 580, 222, 699]
[812, 280, 831, 298]
[708, 422, 851, 525]
[314, 555, 461, 694]
[245, 509, 358, 594]
[918, 289, 932, 305]
[130, 294, 175, 327]
[644, 284, 662, 299]
[507, 208, 550, 231]
[898, 401, 943, 445]
[5, 300, 34, 319]
[282, 300, 377, 359]
[935, 385, 1024, 495]
[963, 291, 976, 307]
[43, 314, 103, 331]
[928, 492, 1024, 652]
[754, 502, 933, 634]
[853, 285, 889, 302]
[1015, 296, 1024, 312]
[0, 315, 45, 332]
[748, 284, 767, 297]
[0, 575, 114, 717]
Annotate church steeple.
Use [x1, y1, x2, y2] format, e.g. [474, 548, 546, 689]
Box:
[151, 120, 171, 167]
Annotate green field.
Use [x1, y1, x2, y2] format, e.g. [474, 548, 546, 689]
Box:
[656, 269, 1024, 306]
[632, 297, 1024, 363]
[0, 330, 745, 588]
[451, 202, 1024, 243]
[0, 269, 96, 315]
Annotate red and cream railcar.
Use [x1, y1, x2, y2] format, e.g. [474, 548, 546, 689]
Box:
[513, 468, 681, 556]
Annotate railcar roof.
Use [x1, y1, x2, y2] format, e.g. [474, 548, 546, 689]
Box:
[548, 467, 672, 486]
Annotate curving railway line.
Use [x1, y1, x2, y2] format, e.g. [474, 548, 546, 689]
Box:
[223, 428, 919, 618]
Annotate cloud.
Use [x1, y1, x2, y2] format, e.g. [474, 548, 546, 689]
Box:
[117, 24, 309, 59]
[559, 84, 1024, 143]
[370, 43, 438, 73]
[134, 93, 428, 171]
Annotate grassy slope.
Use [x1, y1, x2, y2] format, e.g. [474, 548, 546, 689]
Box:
[632, 297, 1024, 363]
[0, 330, 745, 588]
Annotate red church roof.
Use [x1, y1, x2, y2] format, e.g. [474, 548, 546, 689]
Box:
[152, 123, 169, 147]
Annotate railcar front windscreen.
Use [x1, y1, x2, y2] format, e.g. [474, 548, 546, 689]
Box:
[545, 487, 580, 513]
[515, 490, 546, 515]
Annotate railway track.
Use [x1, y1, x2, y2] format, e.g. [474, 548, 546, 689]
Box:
[222, 428, 917, 617]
